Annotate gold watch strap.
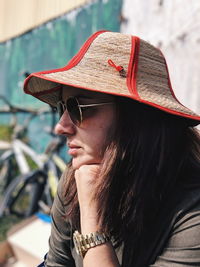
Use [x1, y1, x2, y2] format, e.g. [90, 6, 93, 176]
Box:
[73, 230, 109, 258]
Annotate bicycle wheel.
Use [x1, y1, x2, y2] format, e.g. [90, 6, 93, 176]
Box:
[0, 170, 47, 218]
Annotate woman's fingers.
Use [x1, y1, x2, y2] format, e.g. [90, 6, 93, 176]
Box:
[75, 165, 101, 233]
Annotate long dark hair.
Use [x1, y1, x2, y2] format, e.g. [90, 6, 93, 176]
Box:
[63, 96, 200, 266]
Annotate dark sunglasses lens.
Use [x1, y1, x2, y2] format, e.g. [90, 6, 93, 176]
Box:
[57, 102, 65, 118]
[66, 98, 81, 126]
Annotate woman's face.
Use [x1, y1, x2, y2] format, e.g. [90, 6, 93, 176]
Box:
[54, 86, 116, 170]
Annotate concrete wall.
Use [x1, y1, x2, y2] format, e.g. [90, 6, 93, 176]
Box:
[121, 0, 200, 115]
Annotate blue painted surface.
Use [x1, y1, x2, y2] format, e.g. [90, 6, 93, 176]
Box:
[0, 0, 122, 154]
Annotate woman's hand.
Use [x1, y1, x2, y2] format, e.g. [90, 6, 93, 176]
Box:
[75, 164, 101, 234]
[75, 165, 120, 267]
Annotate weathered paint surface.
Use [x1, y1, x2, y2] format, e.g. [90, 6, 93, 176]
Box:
[121, 0, 200, 115]
[0, 0, 122, 153]
[0, 0, 122, 108]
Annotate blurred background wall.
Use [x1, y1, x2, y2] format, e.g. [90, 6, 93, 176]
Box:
[0, 0, 199, 152]
[121, 0, 200, 115]
[0, 0, 122, 107]
[0, 0, 90, 42]
[1, 0, 199, 112]
[0, 0, 122, 152]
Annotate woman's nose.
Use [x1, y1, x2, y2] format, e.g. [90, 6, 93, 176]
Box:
[54, 111, 75, 136]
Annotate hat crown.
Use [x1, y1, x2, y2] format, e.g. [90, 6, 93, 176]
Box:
[24, 31, 200, 125]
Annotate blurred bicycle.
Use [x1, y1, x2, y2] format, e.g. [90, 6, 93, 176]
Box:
[0, 96, 67, 218]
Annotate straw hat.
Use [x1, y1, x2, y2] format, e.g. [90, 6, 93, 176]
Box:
[24, 30, 200, 125]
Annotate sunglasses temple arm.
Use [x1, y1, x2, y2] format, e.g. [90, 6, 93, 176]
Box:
[79, 102, 113, 108]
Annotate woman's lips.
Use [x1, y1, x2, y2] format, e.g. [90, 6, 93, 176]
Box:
[68, 144, 81, 156]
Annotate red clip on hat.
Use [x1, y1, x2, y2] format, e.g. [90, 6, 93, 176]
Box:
[24, 30, 200, 125]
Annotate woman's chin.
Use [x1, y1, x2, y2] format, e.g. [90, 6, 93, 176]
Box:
[71, 156, 102, 170]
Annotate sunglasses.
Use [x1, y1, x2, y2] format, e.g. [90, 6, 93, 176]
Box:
[57, 96, 114, 126]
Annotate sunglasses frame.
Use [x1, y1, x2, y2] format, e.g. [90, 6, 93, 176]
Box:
[57, 96, 114, 126]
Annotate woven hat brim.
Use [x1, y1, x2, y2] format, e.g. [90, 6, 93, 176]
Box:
[24, 71, 200, 126]
[23, 31, 200, 125]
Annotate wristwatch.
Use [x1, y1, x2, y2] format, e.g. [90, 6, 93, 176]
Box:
[73, 230, 109, 258]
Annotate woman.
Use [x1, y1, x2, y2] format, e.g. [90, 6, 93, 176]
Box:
[24, 31, 200, 266]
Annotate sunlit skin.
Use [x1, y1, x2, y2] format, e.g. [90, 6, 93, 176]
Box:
[54, 86, 116, 170]
[54, 87, 120, 266]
